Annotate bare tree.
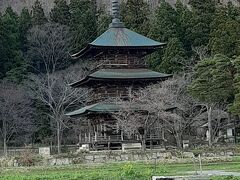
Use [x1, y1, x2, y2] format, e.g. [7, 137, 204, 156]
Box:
[0, 81, 35, 156]
[27, 23, 89, 154]
[113, 76, 204, 150]
[29, 65, 88, 154]
[27, 23, 71, 74]
[113, 86, 183, 151]
[192, 46, 209, 61]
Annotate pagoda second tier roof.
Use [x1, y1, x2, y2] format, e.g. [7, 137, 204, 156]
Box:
[71, 27, 166, 59]
[70, 69, 172, 88]
[66, 103, 120, 117]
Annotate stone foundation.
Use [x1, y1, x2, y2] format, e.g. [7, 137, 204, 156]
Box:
[0, 150, 236, 167]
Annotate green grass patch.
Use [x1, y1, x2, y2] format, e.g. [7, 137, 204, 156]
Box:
[0, 160, 240, 180]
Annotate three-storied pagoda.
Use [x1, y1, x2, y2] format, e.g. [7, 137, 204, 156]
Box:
[67, 0, 171, 150]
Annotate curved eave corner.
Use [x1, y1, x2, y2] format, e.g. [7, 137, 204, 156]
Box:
[65, 103, 121, 117]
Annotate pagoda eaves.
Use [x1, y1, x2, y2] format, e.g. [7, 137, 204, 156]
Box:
[71, 27, 166, 59]
[70, 69, 172, 88]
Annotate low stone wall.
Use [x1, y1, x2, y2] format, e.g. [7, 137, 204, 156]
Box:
[0, 150, 236, 167]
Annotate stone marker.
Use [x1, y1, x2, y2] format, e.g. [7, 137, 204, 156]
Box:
[39, 147, 51, 157]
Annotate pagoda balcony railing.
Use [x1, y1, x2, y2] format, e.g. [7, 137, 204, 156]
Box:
[79, 133, 162, 144]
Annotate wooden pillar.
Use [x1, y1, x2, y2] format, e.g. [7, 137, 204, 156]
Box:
[89, 132, 91, 142]
[150, 140, 153, 150]
[79, 133, 82, 144]
[108, 142, 110, 150]
[85, 133, 87, 142]
[121, 130, 124, 141]
[95, 131, 97, 142]
[104, 124, 107, 138]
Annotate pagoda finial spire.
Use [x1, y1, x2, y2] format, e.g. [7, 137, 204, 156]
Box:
[110, 0, 124, 28]
[112, 0, 120, 19]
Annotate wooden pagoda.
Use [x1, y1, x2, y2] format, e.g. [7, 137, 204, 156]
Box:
[66, 0, 171, 150]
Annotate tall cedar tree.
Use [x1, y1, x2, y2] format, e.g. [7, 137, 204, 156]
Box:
[230, 56, 240, 116]
[6, 8, 32, 83]
[0, 14, 4, 78]
[160, 37, 186, 74]
[32, 0, 48, 26]
[19, 8, 32, 53]
[149, 1, 178, 42]
[69, 0, 97, 51]
[209, 4, 240, 58]
[188, 0, 216, 46]
[0, 8, 23, 82]
[175, 0, 194, 56]
[148, 2, 186, 73]
[50, 0, 71, 25]
[121, 0, 150, 36]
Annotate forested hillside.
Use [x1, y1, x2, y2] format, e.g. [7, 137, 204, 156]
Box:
[0, 0, 240, 154]
[0, 0, 239, 14]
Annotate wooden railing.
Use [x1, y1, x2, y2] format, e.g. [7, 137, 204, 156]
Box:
[79, 133, 162, 144]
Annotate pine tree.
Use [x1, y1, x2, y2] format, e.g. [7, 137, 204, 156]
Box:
[121, 0, 150, 35]
[32, 0, 48, 26]
[69, 0, 97, 51]
[159, 37, 186, 74]
[50, 0, 71, 25]
[189, 54, 234, 146]
[189, 54, 234, 105]
[211, 54, 235, 102]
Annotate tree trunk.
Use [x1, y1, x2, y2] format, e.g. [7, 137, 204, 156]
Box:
[141, 131, 147, 152]
[207, 106, 213, 146]
[57, 121, 61, 154]
[3, 119, 7, 157]
[3, 137, 7, 157]
[175, 133, 182, 149]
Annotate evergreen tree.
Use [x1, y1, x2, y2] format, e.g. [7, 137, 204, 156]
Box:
[190, 54, 234, 105]
[187, 0, 216, 46]
[147, 2, 181, 72]
[32, 0, 48, 26]
[149, 2, 179, 42]
[50, 0, 71, 25]
[230, 56, 240, 116]
[159, 37, 186, 74]
[121, 0, 150, 35]
[19, 8, 32, 53]
[189, 54, 234, 145]
[0, 15, 4, 78]
[0, 7, 22, 80]
[209, 5, 240, 57]
[175, 0, 193, 56]
[69, 0, 97, 51]
[97, 9, 111, 36]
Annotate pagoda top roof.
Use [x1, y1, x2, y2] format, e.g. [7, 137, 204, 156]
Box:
[66, 103, 120, 117]
[71, 27, 166, 59]
[91, 27, 164, 47]
[70, 68, 172, 87]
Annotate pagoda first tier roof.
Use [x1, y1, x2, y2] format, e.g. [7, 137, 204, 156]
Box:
[71, 27, 166, 59]
[66, 103, 121, 117]
[70, 69, 172, 87]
